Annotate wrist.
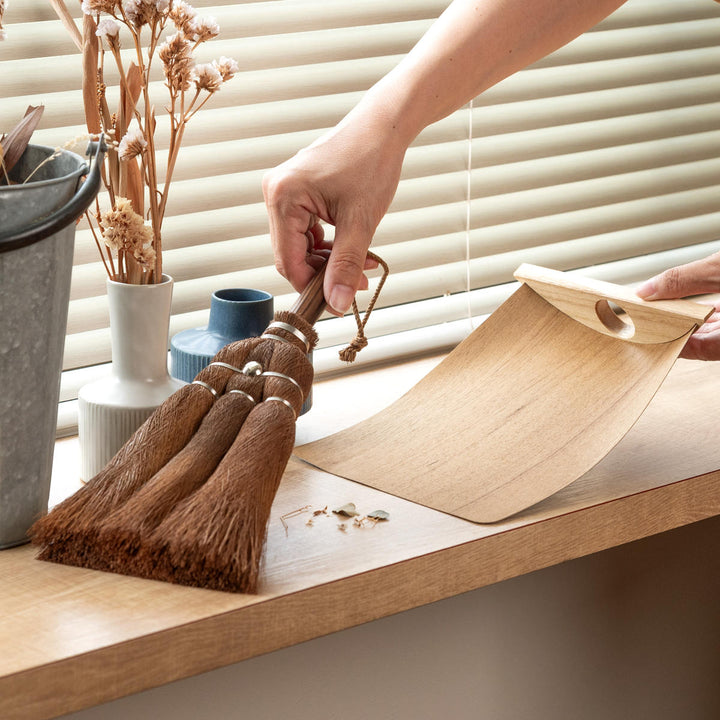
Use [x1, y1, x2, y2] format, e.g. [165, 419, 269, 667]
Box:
[349, 76, 424, 154]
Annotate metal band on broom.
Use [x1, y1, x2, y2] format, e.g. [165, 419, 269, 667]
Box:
[30, 254, 388, 593]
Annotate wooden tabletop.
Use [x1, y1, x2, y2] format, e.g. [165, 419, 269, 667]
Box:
[2, 354, 720, 720]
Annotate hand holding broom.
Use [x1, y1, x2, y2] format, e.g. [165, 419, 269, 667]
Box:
[31, 256, 387, 593]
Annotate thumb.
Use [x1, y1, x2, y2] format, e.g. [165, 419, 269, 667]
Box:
[636, 253, 720, 300]
[324, 221, 372, 315]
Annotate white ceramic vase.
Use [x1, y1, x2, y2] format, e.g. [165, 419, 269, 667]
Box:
[78, 274, 184, 482]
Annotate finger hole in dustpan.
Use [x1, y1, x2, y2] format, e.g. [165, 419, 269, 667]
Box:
[595, 299, 635, 340]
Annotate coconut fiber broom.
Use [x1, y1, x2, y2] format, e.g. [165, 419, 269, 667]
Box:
[30, 256, 388, 593]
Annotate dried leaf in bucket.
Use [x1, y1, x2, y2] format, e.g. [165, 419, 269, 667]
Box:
[0, 106, 45, 181]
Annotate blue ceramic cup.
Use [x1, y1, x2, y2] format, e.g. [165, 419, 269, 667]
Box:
[170, 288, 274, 384]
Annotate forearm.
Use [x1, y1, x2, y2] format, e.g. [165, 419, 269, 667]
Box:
[356, 0, 628, 146]
[265, 0, 630, 311]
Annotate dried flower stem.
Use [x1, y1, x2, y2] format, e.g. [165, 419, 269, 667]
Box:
[144, 102, 162, 278]
[48, 0, 236, 284]
[99, 151, 116, 208]
[279, 505, 312, 536]
[184, 91, 213, 122]
[86, 209, 114, 279]
[158, 120, 186, 221]
[48, 0, 83, 50]
[118, 249, 126, 282]
[107, 45, 133, 119]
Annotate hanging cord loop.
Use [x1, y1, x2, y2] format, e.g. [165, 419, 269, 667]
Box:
[338, 251, 389, 363]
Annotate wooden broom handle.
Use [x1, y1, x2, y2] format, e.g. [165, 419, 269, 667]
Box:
[289, 262, 328, 326]
[514, 263, 713, 344]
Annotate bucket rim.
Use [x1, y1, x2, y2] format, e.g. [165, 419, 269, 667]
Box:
[0, 143, 88, 192]
[0, 139, 105, 254]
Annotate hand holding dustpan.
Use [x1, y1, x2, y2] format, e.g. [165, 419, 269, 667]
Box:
[296, 264, 713, 524]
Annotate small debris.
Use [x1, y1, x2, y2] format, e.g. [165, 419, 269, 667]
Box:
[333, 503, 359, 518]
[284, 502, 390, 536]
[279, 505, 312, 536]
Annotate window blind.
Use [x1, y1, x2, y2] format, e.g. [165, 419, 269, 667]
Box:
[1, 0, 719, 436]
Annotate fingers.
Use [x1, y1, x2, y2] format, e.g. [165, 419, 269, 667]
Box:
[636, 252, 720, 300]
[262, 170, 318, 293]
[323, 214, 374, 315]
[263, 170, 377, 306]
[636, 254, 720, 360]
[264, 117, 401, 311]
[679, 304, 720, 361]
[680, 328, 720, 361]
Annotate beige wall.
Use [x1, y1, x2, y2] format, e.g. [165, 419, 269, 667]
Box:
[62, 516, 720, 720]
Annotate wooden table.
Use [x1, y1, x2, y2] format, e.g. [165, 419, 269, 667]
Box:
[2, 354, 720, 720]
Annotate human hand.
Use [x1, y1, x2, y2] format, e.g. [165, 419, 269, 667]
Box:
[636, 252, 720, 360]
[263, 106, 407, 315]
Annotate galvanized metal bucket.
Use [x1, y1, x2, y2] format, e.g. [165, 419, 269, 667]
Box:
[0, 140, 104, 548]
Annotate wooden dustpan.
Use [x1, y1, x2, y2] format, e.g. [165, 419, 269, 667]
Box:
[295, 264, 712, 523]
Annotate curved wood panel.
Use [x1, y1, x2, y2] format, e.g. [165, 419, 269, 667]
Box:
[296, 281, 691, 522]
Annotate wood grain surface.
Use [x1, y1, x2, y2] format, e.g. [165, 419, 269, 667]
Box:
[1, 356, 720, 720]
[296, 282, 698, 522]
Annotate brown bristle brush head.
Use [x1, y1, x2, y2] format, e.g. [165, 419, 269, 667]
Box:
[87, 390, 258, 574]
[30, 383, 214, 566]
[88, 335, 312, 576]
[136, 398, 298, 593]
[29, 338, 267, 565]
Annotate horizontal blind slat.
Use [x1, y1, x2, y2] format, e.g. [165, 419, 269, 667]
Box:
[7, 15, 720, 95]
[26, 70, 720, 156]
[67, 170, 720, 327]
[8, 0, 720, 61]
[4, 45, 720, 134]
[0, 19, 437, 95]
[8, 0, 450, 32]
[60, 237, 720, 392]
[158, 101, 720, 183]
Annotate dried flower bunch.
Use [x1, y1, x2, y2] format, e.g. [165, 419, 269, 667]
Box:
[52, 0, 237, 283]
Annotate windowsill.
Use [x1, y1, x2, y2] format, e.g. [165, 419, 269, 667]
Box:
[3, 353, 720, 719]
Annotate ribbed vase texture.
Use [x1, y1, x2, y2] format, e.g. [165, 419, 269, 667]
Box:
[78, 275, 183, 482]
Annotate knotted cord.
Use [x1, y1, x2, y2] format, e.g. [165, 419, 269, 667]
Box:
[339, 251, 389, 362]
